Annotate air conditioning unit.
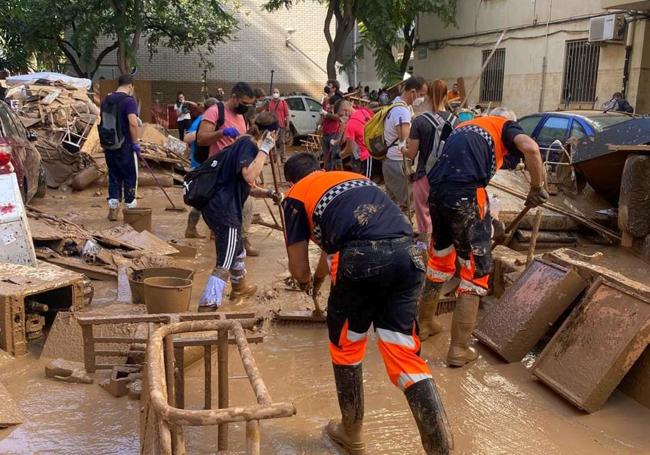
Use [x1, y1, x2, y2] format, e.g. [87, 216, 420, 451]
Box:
[589, 14, 625, 43]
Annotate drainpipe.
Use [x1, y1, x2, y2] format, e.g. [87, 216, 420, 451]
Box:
[622, 18, 635, 98]
[538, 0, 553, 112]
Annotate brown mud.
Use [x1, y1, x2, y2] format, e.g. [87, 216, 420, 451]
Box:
[0, 176, 649, 454]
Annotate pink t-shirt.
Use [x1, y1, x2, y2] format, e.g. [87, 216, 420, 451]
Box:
[202, 103, 247, 156]
[344, 107, 373, 161]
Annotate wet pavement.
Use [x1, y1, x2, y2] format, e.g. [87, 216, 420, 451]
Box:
[0, 181, 649, 454]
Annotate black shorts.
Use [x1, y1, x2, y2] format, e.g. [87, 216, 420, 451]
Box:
[327, 237, 425, 346]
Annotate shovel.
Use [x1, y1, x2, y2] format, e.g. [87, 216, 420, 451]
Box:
[138, 154, 186, 212]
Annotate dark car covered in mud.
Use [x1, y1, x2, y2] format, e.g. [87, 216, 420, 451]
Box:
[0, 100, 45, 202]
[518, 110, 645, 204]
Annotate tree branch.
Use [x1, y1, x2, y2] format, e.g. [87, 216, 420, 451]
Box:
[58, 40, 86, 77]
[89, 41, 119, 78]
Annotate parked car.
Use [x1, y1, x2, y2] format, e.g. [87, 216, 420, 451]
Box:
[518, 110, 633, 162]
[283, 95, 323, 144]
[0, 101, 46, 203]
[518, 110, 642, 204]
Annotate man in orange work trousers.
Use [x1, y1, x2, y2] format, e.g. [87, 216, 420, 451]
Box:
[281, 152, 453, 454]
[419, 107, 549, 367]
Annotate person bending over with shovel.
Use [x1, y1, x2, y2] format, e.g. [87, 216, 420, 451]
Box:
[198, 112, 281, 311]
[281, 152, 453, 454]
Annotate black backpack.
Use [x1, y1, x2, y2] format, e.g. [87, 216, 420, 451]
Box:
[195, 102, 225, 164]
[182, 153, 224, 209]
[99, 93, 130, 150]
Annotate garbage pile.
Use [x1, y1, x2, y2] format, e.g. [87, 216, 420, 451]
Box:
[4, 72, 189, 192]
[4, 76, 100, 189]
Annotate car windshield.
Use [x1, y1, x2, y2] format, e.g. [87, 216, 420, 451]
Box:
[583, 114, 631, 131]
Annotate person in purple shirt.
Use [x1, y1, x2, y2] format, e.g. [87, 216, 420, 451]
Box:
[100, 74, 141, 221]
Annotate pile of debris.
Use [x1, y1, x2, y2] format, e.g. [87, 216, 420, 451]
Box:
[27, 207, 175, 281]
[4, 72, 189, 192]
[5, 76, 100, 189]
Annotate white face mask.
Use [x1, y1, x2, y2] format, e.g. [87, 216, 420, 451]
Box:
[413, 96, 425, 107]
[272, 92, 280, 99]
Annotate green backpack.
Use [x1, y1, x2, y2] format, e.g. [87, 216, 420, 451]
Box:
[363, 101, 406, 160]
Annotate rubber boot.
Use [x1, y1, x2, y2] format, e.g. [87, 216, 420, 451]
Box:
[243, 236, 259, 257]
[418, 281, 444, 341]
[405, 379, 454, 455]
[447, 293, 480, 367]
[229, 276, 257, 301]
[185, 209, 205, 239]
[107, 207, 119, 221]
[325, 364, 365, 455]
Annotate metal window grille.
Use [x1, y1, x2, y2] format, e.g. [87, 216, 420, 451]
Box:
[562, 40, 600, 103]
[480, 48, 505, 103]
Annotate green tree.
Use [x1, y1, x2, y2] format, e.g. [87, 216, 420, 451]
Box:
[359, 0, 456, 85]
[0, 0, 238, 78]
[263, 0, 363, 80]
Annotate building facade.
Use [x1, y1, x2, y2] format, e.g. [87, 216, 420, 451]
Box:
[413, 0, 650, 116]
[93, 0, 334, 102]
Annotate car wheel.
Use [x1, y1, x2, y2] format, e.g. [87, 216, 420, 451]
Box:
[35, 166, 47, 198]
[285, 125, 296, 147]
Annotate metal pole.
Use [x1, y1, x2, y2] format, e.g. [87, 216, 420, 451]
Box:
[217, 329, 229, 451]
[246, 420, 261, 455]
[204, 345, 212, 410]
[269, 70, 275, 96]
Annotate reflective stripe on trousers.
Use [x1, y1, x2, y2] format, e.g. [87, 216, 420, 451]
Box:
[330, 320, 432, 391]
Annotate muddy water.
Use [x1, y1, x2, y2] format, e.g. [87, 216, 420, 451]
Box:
[0, 184, 648, 454]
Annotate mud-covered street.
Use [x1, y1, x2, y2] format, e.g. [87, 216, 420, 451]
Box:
[0, 182, 648, 455]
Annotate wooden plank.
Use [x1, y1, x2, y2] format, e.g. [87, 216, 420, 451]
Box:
[608, 144, 650, 152]
[37, 256, 117, 281]
[93, 337, 149, 344]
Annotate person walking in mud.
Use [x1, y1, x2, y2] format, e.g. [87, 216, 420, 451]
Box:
[419, 108, 548, 367]
[197, 112, 281, 311]
[281, 152, 453, 455]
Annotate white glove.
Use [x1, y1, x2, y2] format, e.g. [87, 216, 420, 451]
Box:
[259, 134, 276, 155]
[199, 274, 227, 309]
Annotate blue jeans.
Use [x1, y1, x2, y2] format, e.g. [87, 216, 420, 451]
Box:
[105, 149, 137, 203]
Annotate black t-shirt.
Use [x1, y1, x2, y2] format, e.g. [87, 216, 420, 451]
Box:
[428, 120, 525, 188]
[283, 176, 412, 254]
[201, 137, 258, 228]
[409, 111, 456, 180]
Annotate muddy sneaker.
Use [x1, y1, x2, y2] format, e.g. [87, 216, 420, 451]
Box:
[184, 225, 205, 239]
[244, 237, 259, 257]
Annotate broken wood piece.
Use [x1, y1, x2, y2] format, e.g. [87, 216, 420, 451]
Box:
[526, 209, 543, 265]
[0, 380, 23, 428]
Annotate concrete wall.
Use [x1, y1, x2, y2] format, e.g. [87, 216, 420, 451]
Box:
[93, 0, 333, 101]
[413, 0, 649, 116]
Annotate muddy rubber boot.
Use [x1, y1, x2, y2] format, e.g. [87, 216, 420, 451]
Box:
[243, 236, 259, 257]
[326, 364, 365, 455]
[107, 207, 119, 221]
[185, 210, 205, 238]
[447, 293, 480, 367]
[405, 379, 454, 455]
[229, 276, 257, 301]
[418, 281, 444, 341]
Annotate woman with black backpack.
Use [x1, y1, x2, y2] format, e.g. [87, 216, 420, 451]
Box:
[186, 111, 282, 311]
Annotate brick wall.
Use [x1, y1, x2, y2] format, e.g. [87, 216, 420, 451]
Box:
[94, 0, 332, 100]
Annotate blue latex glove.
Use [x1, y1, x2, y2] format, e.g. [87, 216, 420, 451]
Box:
[132, 142, 142, 156]
[222, 127, 240, 138]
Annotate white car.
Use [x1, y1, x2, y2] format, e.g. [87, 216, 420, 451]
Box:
[283, 95, 322, 144]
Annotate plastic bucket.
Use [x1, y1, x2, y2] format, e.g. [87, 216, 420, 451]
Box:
[143, 277, 192, 314]
[123, 208, 152, 232]
[129, 267, 194, 305]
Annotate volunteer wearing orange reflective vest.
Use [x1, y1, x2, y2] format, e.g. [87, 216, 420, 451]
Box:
[419, 108, 548, 368]
[281, 152, 453, 455]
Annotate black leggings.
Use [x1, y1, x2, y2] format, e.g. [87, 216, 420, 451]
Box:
[178, 119, 192, 141]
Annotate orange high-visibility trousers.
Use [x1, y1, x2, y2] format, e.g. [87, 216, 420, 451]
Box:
[327, 238, 432, 391]
[426, 186, 492, 296]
